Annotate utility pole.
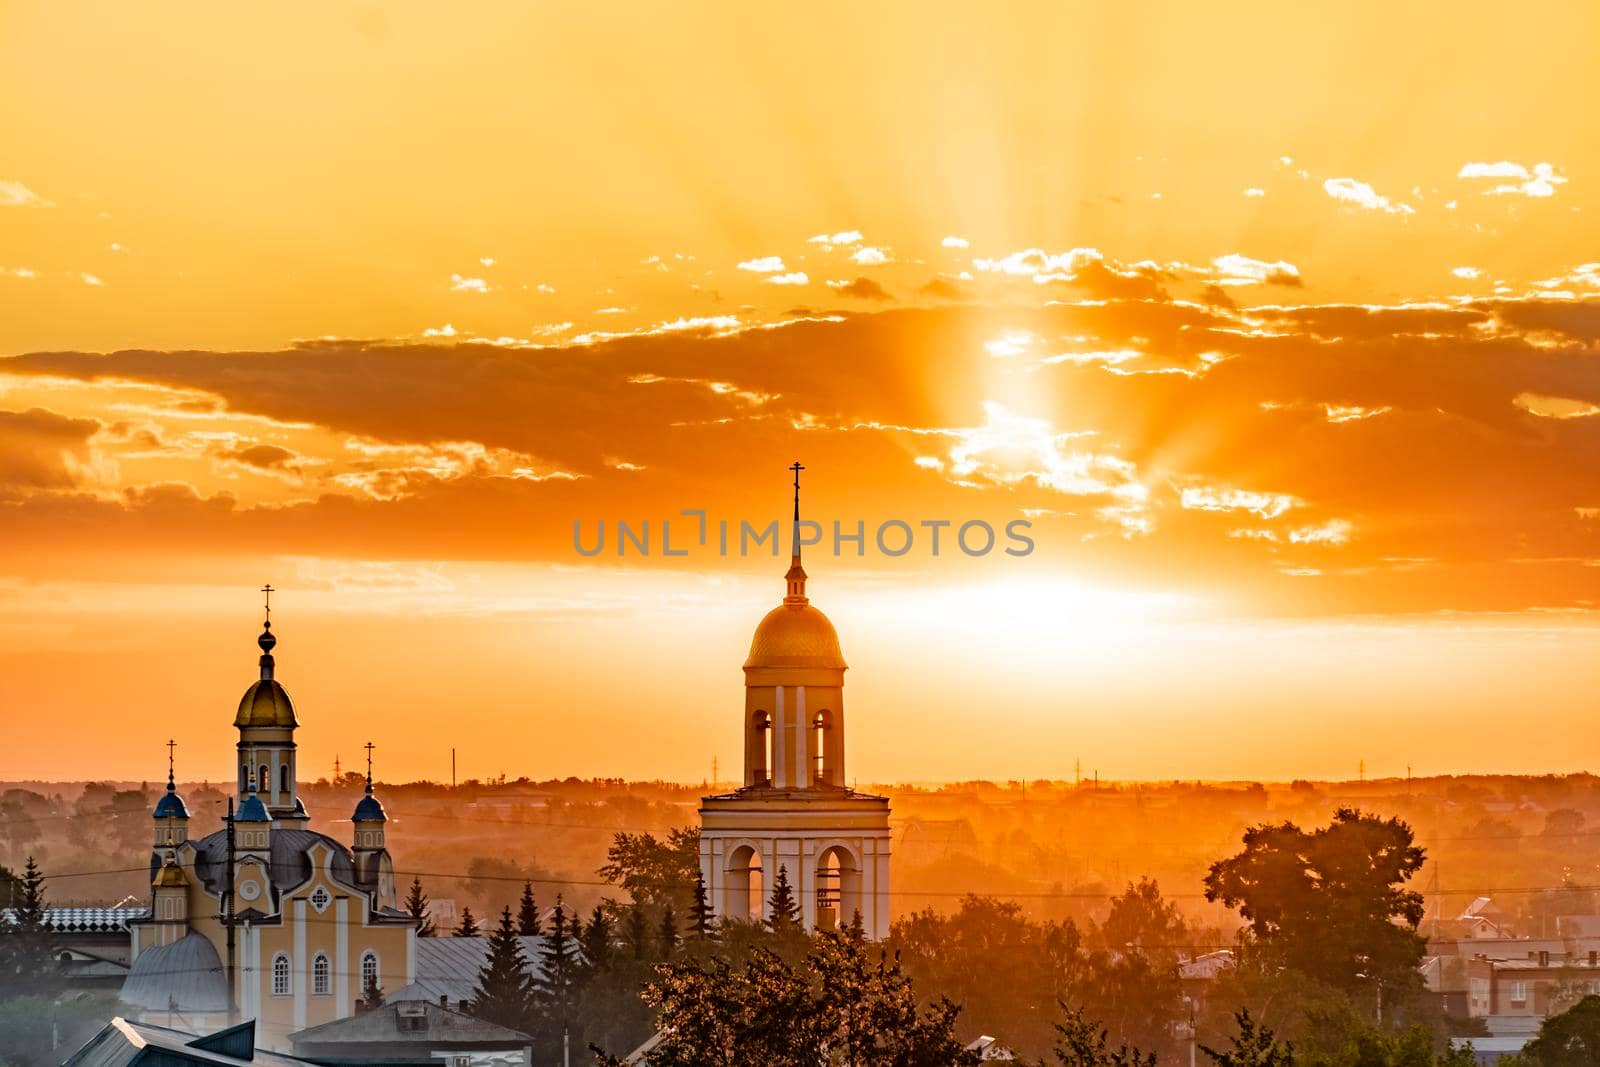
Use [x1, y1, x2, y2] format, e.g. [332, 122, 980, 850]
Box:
[451, 748, 456, 789]
[224, 796, 238, 1025]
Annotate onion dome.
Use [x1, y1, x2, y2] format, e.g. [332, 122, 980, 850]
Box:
[236, 793, 270, 823]
[352, 789, 387, 823]
[153, 770, 190, 820]
[235, 621, 298, 728]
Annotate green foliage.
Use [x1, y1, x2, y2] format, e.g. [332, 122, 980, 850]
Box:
[0, 857, 58, 998]
[1050, 1002, 1156, 1067]
[518, 881, 542, 937]
[658, 903, 678, 958]
[404, 875, 436, 937]
[454, 906, 480, 937]
[625, 904, 651, 960]
[598, 827, 700, 914]
[1201, 1010, 1294, 1067]
[1204, 808, 1427, 1000]
[1515, 994, 1600, 1067]
[467, 907, 536, 1034]
[581, 905, 614, 973]
[594, 934, 979, 1066]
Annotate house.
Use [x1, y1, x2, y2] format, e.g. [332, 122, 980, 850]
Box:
[1464, 954, 1600, 1036]
[62, 1018, 315, 1067]
[385, 934, 544, 1012]
[2, 905, 145, 993]
[289, 1001, 533, 1065]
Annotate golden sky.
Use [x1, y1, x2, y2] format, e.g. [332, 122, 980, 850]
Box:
[3, 2, 1600, 785]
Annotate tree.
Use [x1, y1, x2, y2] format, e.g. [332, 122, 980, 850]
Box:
[455, 907, 480, 938]
[594, 934, 980, 1066]
[467, 907, 535, 1034]
[1201, 1010, 1294, 1067]
[599, 827, 701, 914]
[1204, 808, 1427, 1001]
[361, 972, 386, 1011]
[534, 895, 583, 1060]
[625, 904, 651, 960]
[658, 904, 678, 959]
[767, 864, 800, 930]
[1051, 1003, 1156, 1067]
[0, 857, 56, 997]
[404, 876, 436, 937]
[580, 905, 614, 974]
[688, 871, 715, 940]
[1518, 994, 1600, 1067]
[518, 881, 543, 937]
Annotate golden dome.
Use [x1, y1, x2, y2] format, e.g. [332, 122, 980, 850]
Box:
[235, 679, 298, 728]
[744, 602, 847, 670]
[154, 859, 188, 888]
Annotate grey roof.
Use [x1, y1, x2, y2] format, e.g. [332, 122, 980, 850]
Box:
[121, 932, 229, 1013]
[180, 827, 361, 897]
[291, 1001, 531, 1046]
[2, 906, 146, 932]
[386, 935, 545, 1006]
[64, 1018, 315, 1067]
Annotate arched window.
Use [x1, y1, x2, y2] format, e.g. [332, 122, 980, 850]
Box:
[271, 953, 291, 996]
[258, 765, 269, 794]
[279, 763, 290, 795]
[361, 950, 380, 996]
[240, 762, 248, 793]
[312, 953, 331, 995]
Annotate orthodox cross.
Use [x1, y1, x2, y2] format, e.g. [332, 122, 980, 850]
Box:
[789, 460, 805, 521]
[167, 739, 176, 779]
[364, 742, 376, 787]
[260, 584, 274, 622]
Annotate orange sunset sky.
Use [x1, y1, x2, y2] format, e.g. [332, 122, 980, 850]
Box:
[2, 2, 1599, 785]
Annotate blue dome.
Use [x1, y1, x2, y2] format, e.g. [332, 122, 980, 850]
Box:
[153, 788, 190, 819]
[236, 794, 270, 823]
[352, 791, 387, 823]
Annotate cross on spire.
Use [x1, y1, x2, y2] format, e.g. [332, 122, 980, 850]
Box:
[364, 741, 376, 794]
[789, 460, 805, 523]
[166, 739, 177, 788]
[261, 584, 274, 623]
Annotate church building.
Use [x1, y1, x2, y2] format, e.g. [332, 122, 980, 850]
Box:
[698, 466, 893, 938]
[123, 597, 416, 1051]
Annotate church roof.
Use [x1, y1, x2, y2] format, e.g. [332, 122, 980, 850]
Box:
[120, 932, 229, 1014]
[153, 785, 190, 819]
[235, 793, 270, 822]
[182, 827, 360, 897]
[352, 789, 387, 822]
[235, 678, 298, 728]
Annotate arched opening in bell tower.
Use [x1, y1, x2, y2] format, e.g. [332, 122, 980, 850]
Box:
[750, 710, 772, 786]
[811, 709, 834, 786]
[257, 765, 269, 794]
[815, 845, 862, 932]
[724, 844, 764, 922]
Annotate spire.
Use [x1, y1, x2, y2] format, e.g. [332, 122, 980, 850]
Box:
[785, 460, 808, 604]
[166, 738, 177, 792]
[364, 741, 376, 795]
[257, 583, 277, 681]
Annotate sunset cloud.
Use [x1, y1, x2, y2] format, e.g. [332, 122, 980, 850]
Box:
[1211, 254, 1302, 287]
[1458, 161, 1568, 197]
[1323, 177, 1414, 215]
[737, 255, 787, 273]
[0, 180, 52, 207]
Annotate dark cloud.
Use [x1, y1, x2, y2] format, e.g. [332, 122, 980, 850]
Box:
[917, 278, 965, 301]
[0, 407, 98, 489]
[832, 277, 891, 301]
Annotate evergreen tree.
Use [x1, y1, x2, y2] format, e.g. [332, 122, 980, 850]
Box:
[534, 896, 582, 1061]
[403, 876, 436, 937]
[580, 905, 614, 974]
[658, 904, 678, 959]
[455, 906, 480, 937]
[361, 973, 385, 1011]
[625, 904, 651, 960]
[767, 864, 800, 930]
[1, 857, 57, 995]
[846, 908, 866, 943]
[688, 871, 715, 940]
[517, 881, 542, 937]
[1200, 1009, 1294, 1067]
[467, 907, 535, 1034]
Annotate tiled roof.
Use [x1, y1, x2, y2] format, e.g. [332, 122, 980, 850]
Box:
[0, 906, 147, 932]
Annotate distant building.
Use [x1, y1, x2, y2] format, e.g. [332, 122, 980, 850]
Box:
[289, 1001, 533, 1065]
[2, 906, 143, 991]
[698, 472, 892, 939]
[386, 933, 544, 1011]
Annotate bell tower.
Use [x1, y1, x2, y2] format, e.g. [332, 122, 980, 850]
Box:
[700, 463, 891, 938]
[234, 585, 310, 828]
